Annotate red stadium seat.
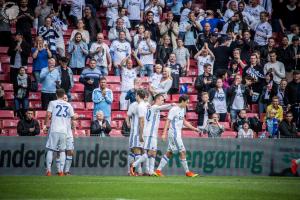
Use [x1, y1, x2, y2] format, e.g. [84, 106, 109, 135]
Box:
[0, 47, 8, 54]
[0, 110, 14, 118]
[108, 84, 121, 92]
[109, 129, 122, 137]
[72, 93, 84, 101]
[76, 111, 93, 119]
[251, 104, 259, 113]
[171, 94, 180, 102]
[110, 120, 118, 128]
[221, 131, 237, 138]
[29, 92, 41, 100]
[187, 103, 196, 111]
[0, 74, 9, 81]
[29, 101, 42, 109]
[187, 86, 196, 94]
[106, 76, 120, 83]
[182, 130, 199, 138]
[140, 77, 149, 83]
[180, 77, 194, 84]
[86, 102, 94, 110]
[71, 102, 85, 110]
[2, 120, 18, 128]
[247, 113, 258, 118]
[186, 112, 198, 120]
[35, 111, 46, 119]
[80, 120, 91, 129]
[190, 95, 197, 102]
[219, 122, 231, 130]
[112, 102, 119, 110]
[73, 75, 80, 82]
[1, 83, 13, 91]
[75, 130, 86, 137]
[187, 68, 198, 77]
[7, 129, 18, 136]
[4, 92, 14, 100]
[71, 84, 84, 92]
[111, 111, 127, 120]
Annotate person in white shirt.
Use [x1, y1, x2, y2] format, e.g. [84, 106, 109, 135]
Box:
[110, 31, 132, 75]
[69, 0, 85, 26]
[179, 0, 192, 39]
[223, 0, 238, 23]
[90, 33, 112, 76]
[108, 18, 132, 42]
[44, 89, 76, 176]
[103, 0, 122, 28]
[108, 7, 131, 29]
[133, 24, 145, 49]
[238, 1, 255, 27]
[149, 67, 173, 101]
[70, 19, 90, 44]
[194, 43, 215, 75]
[150, 64, 163, 90]
[153, 95, 200, 177]
[209, 78, 227, 122]
[254, 11, 272, 46]
[145, 0, 162, 24]
[244, 0, 265, 30]
[238, 121, 254, 138]
[126, 89, 148, 175]
[138, 30, 157, 77]
[120, 51, 143, 110]
[124, 0, 145, 28]
[263, 51, 285, 85]
[130, 94, 175, 176]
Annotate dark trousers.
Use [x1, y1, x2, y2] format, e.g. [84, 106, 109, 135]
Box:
[0, 31, 12, 47]
[84, 89, 93, 103]
[218, 113, 227, 122]
[185, 45, 198, 57]
[10, 68, 20, 83]
[71, 68, 83, 75]
[41, 93, 57, 110]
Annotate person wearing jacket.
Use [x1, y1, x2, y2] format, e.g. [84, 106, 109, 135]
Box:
[196, 92, 215, 129]
[57, 57, 74, 101]
[7, 32, 31, 84]
[13, 67, 31, 119]
[209, 78, 227, 122]
[90, 110, 112, 137]
[17, 109, 40, 136]
[227, 74, 249, 123]
[259, 72, 278, 114]
[195, 63, 217, 100]
[279, 112, 298, 138]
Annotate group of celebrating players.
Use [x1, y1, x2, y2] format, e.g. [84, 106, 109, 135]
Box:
[44, 88, 200, 177]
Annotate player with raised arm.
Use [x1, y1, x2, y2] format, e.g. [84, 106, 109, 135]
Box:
[44, 89, 76, 176]
[126, 89, 148, 175]
[130, 93, 175, 176]
[154, 94, 200, 177]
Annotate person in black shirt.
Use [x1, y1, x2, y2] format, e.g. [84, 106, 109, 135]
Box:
[195, 63, 217, 100]
[17, 109, 40, 136]
[279, 112, 298, 138]
[277, 36, 292, 81]
[90, 111, 111, 137]
[143, 11, 160, 42]
[213, 36, 232, 75]
[156, 35, 173, 65]
[57, 57, 74, 101]
[165, 53, 182, 94]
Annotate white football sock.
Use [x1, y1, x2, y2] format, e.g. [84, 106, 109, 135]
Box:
[133, 153, 147, 168]
[64, 156, 73, 173]
[55, 157, 60, 173]
[46, 150, 53, 172]
[127, 153, 135, 173]
[149, 156, 156, 175]
[157, 155, 169, 171]
[59, 152, 66, 173]
[135, 154, 142, 174]
[180, 159, 189, 173]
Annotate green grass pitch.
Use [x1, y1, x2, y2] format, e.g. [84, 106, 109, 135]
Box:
[0, 176, 300, 200]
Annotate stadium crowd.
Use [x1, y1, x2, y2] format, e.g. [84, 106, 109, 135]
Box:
[0, 0, 299, 139]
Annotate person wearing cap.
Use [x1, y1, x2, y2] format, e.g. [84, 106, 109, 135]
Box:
[7, 32, 31, 84]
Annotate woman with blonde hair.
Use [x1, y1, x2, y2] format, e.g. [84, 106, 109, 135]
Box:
[149, 67, 173, 99]
[156, 35, 173, 65]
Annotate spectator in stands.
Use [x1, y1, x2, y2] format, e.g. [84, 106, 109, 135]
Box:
[110, 31, 131, 76]
[13, 67, 31, 119]
[196, 92, 215, 129]
[237, 121, 254, 139]
[143, 11, 160, 42]
[194, 43, 215, 76]
[286, 70, 300, 107]
[70, 20, 90, 44]
[173, 38, 190, 75]
[178, 0, 192, 39]
[108, 18, 132, 42]
[227, 74, 249, 123]
[213, 37, 232, 74]
[266, 96, 283, 121]
[156, 35, 173, 65]
[90, 33, 112, 76]
[40, 58, 60, 110]
[92, 77, 113, 122]
[223, 0, 238, 23]
[57, 57, 74, 101]
[119, 51, 142, 110]
[124, 0, 144, 29]
[83, 5, 102, 42]
[230, 48, 247, 72]
[34, 0, 52, 29]
[38, 17, 59, 57]
[287, 36, 300, 74]
[103, 0, 122, 29]
[233, 109, 262, 133]
[244, 0, 265, 29]
[228, 60, 241, 86]
[90, 110, 112, 137]
[159, 11, 178, 48]
[226, 12, 249, 34]
[260, 37, 276, 65]
[201, 113, 224, 138]
[281, 0, 300, 33]
[195, 63, 216, 100]
[0, 0, 11, 46]
[277, 79, 289, 111]
[150, 64, 163, 90]
[138, 30, 156, 77]
[197, 23, 212, 48]
[145, 0, 162, 24]
[279, 112, 298, 138]
[254, 11, 272, 47]
[51, 15, 68, 58]
[7, 32, 31, 84]
[166, 0, 183, 23]
[165, 53, 182, 94]
[265, 108, 279, 138]
[259, 72, 278, 114]
[148, 67, 172, 98]
[264, 51, 285, 85]
[287, 25, 299, 43]
[79, 59, 102, 103]
[183, 11, 202, 57]
[209, 78, 227, 122]
[277, 36, 292, 81]
[133, 24, 145, 49]
[237, 1, 254, 27]
[15, 0, 34, 45]
[32, 36, 52, 83]
[0, 84, 5, 109]
[69, 0, 85, 27]
[125, 78, 142, 104]
[109, 7, 131, 30]
[68, 32, 89, 75]
[200, 10, 223, 33]
[17, 108, 40, 136]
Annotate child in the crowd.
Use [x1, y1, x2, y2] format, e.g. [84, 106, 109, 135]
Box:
[265, 109, 279, 138]
[238, 121, 254, 138]
[201, 113, 224, 138]
[150, 64, 163, 90]
[196, 92, 215, 129]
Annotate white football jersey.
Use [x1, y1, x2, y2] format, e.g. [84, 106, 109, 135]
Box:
[47, 99, 75, 135]
[127, 102, 139, 137]
[167, 106, 186, 138]
[144, 104, 172, 138]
